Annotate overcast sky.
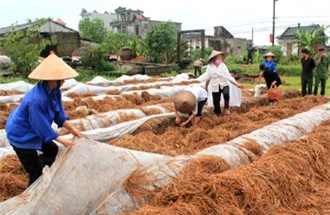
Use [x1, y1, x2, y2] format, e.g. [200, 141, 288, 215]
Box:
[1, 0, 330, 45]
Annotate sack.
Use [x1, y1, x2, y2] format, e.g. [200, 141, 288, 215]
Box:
[267, 86, 282, 100]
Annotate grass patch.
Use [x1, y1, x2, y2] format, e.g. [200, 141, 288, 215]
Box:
[241, 76, 330, 96]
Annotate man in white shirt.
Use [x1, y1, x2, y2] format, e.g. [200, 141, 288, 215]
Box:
[173, 86, 208, 127]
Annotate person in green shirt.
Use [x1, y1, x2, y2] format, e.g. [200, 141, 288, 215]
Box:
[314, 47, 329, 96]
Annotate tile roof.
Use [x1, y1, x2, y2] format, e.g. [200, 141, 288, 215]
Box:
[278, 24, 320, 39]
[135, 13, 146, 21]
[0, 20, 78, 35]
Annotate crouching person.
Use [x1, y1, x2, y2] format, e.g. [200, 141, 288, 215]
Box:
[173, 86, 207, 127]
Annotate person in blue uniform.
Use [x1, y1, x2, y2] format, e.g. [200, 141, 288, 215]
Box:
[262, 52, 276, 72]
[5, 52, 82, 187]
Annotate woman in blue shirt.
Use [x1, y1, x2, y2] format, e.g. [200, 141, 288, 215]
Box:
[262, 52, 276, 72]
[6, 53, 82, 186]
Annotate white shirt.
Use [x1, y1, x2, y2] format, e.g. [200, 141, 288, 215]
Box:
[186, 86, 208, 114]
[205, 63, 236, 92]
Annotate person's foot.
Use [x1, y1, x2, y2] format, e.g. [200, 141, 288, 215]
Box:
[224, 109, 230, 115]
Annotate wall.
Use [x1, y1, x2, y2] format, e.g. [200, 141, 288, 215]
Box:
[56, 33, 80, 56]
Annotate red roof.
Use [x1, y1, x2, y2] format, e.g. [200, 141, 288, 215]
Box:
[135, 13, 146, 21]
[55, 18, 65, 25]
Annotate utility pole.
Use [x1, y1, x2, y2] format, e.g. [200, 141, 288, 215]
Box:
[251, 27, 254, 46]
[272, 0, 278, 46]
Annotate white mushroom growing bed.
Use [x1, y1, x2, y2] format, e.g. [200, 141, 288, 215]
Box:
[0, 73, 329, 214]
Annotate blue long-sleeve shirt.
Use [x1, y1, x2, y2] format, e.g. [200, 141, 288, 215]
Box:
[262, 60, 276, 72]
[6, 81, 68, 150]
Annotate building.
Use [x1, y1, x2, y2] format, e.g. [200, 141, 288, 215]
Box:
[80, 9, 117, 31]
[277, 24, 326, 56]
[81, 7, 181, 39]
[0, 19, 80, 57]
[184, 26, 252, 56]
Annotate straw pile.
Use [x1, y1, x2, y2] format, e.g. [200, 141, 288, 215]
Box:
[66, 92, 98, 98]
[0, 90, 23, 96]
[0, 102, 18, 129]
[124, 120, 330, 214]
[63, 92, 169, 120]
[110, 96, 328, 156]
[0, 155, 28, 202]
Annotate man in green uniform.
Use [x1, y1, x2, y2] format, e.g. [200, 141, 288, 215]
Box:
[314, 47, 329, 96]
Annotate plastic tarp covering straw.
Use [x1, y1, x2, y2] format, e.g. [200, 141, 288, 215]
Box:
[2, 103, 330, 214]
[0, 81, 34, 93]
[0, 107, 173, 149]
[79, 113, 175, 142]
[0, 130, 9, 147]
[122, 85, 199, 98]
[0, 95, 24, 103]
[67, 104, 168, 132]
[0, 146, 14, 158]
[87, 76, 114, 86]
[62, 83, 126, 96]
[60, 78, 78, 90]
[54, 108, 146, 133]
[113, 74, 151, 84]
[0, 137, 171, 215]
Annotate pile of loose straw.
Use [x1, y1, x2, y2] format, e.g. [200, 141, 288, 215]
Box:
[124, 120, 330, 214]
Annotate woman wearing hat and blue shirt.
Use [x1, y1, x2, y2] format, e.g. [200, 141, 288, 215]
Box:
[262, 52, 276, 72]
[5, 53, 82, 187]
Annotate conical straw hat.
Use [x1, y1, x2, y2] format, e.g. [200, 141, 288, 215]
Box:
[207, 50, 224, 63]
[173, 91, 196, 114]
[263, 52, 275, 58]
[28, 53, 79, 80]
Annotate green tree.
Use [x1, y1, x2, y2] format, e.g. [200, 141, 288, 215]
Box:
[145, 22, 177, 63]
[79, 18, 107, 43]
[0, 19, 56, 77]
[127, 35, 144, 58]
[80, 44, 115, 72]
[103, 31, 129, 56]
[295, 25, 329, 55]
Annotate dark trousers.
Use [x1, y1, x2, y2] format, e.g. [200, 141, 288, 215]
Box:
[314, 77, 326, 96]
[13, 141, 59, 187]
[189, 99, 207, 117]
[301, 77, 313, 96]
[194, 66, 202, 78]
[212, 86, 230, 115]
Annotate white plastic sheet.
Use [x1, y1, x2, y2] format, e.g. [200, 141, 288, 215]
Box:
[2, 102, 330, 214]
[61, 78, 79, 90]
[114, 74, 151, 84]
[0, 81, 34, 93]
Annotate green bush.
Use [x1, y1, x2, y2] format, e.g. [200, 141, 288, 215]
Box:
[226, 64, 301, 76]
[279, 55, 300, 65]
[277, 65, 301, 76]
[80, 45, 116, 72]
[224, 55, 245, 64]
